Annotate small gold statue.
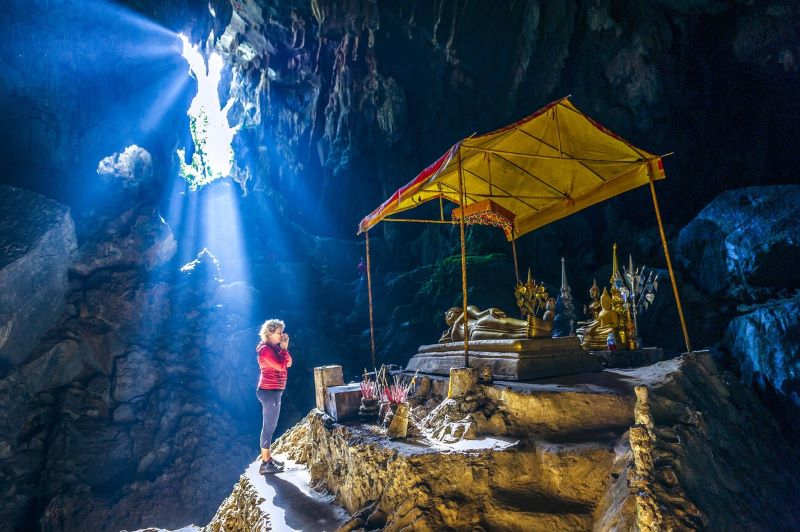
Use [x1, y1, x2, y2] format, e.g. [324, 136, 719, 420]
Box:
[585, 279, 601, 320]
[577, 244, 631, 350]
[578, 288, 622, 350]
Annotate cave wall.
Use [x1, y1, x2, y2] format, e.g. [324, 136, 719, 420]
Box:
[0, 0, 799, 529]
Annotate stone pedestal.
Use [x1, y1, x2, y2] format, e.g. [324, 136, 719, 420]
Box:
[448, 367, 478, 398]
[407, 337, 603, 381]
[325, 384, 362, 422]
[314, 365, 344, 411]
[387, 403, 410, 438]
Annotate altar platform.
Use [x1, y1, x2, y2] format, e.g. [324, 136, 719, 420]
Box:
[405, 336, 604, 381]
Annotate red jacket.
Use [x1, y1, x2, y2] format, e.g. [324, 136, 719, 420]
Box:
[257, 342, 292, 390]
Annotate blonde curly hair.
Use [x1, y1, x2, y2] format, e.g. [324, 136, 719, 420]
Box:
[259, 319, 286, 342]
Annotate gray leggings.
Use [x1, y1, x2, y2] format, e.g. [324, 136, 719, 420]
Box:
[256, 389, 283, 449]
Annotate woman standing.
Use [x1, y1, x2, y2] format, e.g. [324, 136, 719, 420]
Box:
[256, 318, 292, 474]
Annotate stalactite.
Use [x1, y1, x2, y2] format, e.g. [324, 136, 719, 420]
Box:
[290, 10, 305, 50]
[432, 0, 444, 47]
[445, 0, 463, 64]
[508, 0, 540, 109]
[407, 0, 417, 39]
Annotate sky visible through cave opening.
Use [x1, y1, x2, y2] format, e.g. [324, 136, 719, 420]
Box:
[177, 33, 238, 190]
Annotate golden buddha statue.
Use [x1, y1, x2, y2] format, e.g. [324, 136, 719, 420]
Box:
[586, 279, 601, 320]
[578, 288, 621, 350]
[438, 304, 552, 343]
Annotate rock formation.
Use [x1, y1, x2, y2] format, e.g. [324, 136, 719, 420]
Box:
[1, 0, 800, 529]
[0, 190, 260, 531]
[0, 186, 77, 366]
[677, 185, 800, 302]
[192, 352, 796, 531]
[677, 184, 800, 428]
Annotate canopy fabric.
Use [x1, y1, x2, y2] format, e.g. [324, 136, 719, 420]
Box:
[358, 97, 666, 239]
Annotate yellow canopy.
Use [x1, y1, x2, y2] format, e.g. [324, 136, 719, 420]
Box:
[358, 97, 666, 239]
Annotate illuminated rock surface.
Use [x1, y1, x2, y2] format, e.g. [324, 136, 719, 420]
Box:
[725, 294, 800, 395]
[0, 199, 255, 531]
[677, 185, 800, 302]
[0, 186, 76, 366]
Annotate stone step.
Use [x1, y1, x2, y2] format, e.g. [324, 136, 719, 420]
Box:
[485, 377, 636, 438]
[274, 412, 616, 530]
[416, 370, 638, 438]
[481, 509, 593, 532]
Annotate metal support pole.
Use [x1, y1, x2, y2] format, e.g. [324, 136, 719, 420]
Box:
[511, 229, 520, 284]
[365, 231, 377, 369]
[457, 146, 470, 366]
[648, 175, 692, 353]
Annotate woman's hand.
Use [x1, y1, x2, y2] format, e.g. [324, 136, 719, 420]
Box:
[280, 332, 290, 350]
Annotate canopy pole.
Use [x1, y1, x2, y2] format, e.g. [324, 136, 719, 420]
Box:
[511, 228, 520, 284]
[487, 153, 494, 196]
[438, 183, 444, 221]
[554, 105, 564, 158]
[648, 174, 692, 353]
[457, 146, 470, 367]
[365, 231, 377, 370]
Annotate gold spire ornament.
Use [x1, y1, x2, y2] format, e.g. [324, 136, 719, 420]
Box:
[622, 254, 660, 350]
[514, 269, 555, 337]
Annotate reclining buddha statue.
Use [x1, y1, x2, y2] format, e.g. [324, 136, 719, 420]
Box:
[439, 304, 553, 343]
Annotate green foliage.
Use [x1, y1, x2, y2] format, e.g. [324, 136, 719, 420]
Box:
[178, 111, 207, 188]
[417, 252, 507, 308]
[178, 109, 233, 190]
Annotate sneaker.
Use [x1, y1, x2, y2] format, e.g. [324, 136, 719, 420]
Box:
[269, 457, 284, 467]
[259, 460, 283, 475]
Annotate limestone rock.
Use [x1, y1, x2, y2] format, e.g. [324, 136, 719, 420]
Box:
[267, 353, 800, 531]
[20, 340, 93, 394]
[622, 353, 800, 531]
[0, 186, 76, 365]
[82, 271, 171, 345]
[112, 347, 161, 402]
[676, 185, 800, 302]
[275, 411, 615, 531]
[208, 327, 260, 416]
[37, 406, 252, 531]
[724, 293, 800, 394]
[72, 205, 176, 276]
[203, 474, 270, 532]
[96, 145, 154, 192]
[213, 281, 262, 319]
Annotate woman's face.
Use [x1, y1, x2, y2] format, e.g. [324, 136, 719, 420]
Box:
[267, 327, 284, 344]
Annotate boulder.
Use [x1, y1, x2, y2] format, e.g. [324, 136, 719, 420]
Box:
[0, 186, 77, 365]
[72, 205, 177, 276]
[96, 145, 154, 192]
[724, 293, 800, 394]
[676, 185, 800, 302]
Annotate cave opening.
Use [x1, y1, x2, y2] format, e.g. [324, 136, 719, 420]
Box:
[176, 33, 239, 190]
